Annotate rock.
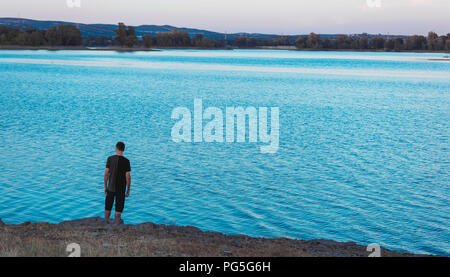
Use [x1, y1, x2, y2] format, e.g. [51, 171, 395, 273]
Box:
[111, 218, 124, 225]
[167, 225, 179, 232]
[232, 239, 241, 247]
[155, 250, 169, 256]
[107, 219, 127, 231]
[183, 225, 201, 234]
[59, 217, 126, 230]
[133, 222, 156, 231]
[59, 217, 107, 227]
[0, 218, 4, 226]
[317, 239, 336, 247]
[223, 250, 232, 255]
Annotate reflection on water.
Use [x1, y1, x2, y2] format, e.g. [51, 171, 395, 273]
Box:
[1, 57, 449, 78]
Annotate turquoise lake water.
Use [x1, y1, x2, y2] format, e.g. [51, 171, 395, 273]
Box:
[0, 49, 449, 255]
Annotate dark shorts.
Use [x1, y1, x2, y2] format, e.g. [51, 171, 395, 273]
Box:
[105, 191, 125, 213]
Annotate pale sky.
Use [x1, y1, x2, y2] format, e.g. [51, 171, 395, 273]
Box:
[0, 0, 449, 35]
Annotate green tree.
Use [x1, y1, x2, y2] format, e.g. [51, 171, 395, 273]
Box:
[192, 34, 204, 47]
[45, 26, 60, 46]
[113, 23, 138, 48]
[30, 30, 45, 46]
[153, 30, 191, 47]
[0, 34, 7, 45]
[295, 36, 307, 49]
[0, 26, 20, 45]
[84, 35, 110, 47]
[234, 36, 248, 48]
[114, 23, 128, 47]
[275, 36, 290, 46]
[216, 38, 226, 48]
[322, 38, 331, 49]
[405, 35, 426, 50]
[142, 35, 153, 48]
[350, 39, 359, 49]
[359, 36, 368, 49]
[435, 36, 446, 50]
[335, 35, 351, 49]
[384, 39, 395, 51]
[306, 32, 321, 49]
[369, 37, 385, 49]
[247, 37, 257, 47]
[393, 38, 404, 51]
[198, 37, 216, 48]
[125, 26, 138, 47]
[15, 31, 30, 46]
[427, 31, 438, 50]
[43, 24, 82, 46]
[154, 32, 172, 46]
[171, 29, 190, 46]
[58, 24, 82, 46]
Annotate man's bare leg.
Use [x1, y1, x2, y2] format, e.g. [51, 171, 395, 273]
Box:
[105, 210, 111, 220]
[115, 212, 122, 220]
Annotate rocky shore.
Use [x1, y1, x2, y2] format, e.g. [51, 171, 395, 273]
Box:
[0, 217, 427, 257]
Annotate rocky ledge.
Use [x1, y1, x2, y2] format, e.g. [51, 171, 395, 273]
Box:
[0, 217, 429, 257]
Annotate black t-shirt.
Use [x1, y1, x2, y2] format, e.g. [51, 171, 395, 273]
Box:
[106, 155, 131, 194]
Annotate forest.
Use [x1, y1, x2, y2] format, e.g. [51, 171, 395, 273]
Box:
[1, 23, 449, 51]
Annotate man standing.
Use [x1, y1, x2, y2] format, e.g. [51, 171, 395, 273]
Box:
[104, 142, 131, 223]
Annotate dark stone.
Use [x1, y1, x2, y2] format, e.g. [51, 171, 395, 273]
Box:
[133, 222, 157, 231]
[107, 223, 126, 231]
[0, 218, 4, 226]
[183, 225, 201, 234]
[59, 217, 126, 230]
[318, 239, 336, 247]
[59, 217, 107, 227]
[232, 239, 241, 247]
[110, 218, 124, 225]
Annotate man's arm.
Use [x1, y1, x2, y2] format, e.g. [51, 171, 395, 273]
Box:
[125, 171, 131, 197]
[104, 168, 109, 195]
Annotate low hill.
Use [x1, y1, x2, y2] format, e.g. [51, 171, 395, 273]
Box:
[0, 18, 283, 40]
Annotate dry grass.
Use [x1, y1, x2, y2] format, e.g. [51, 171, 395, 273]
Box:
[0, 221, 421, 257]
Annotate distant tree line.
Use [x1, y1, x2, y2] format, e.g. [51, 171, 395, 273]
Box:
[83, 35, 112, 47]
[232, 36, 293, 48]
[142, 32, 226, 48]
[1, 22, 449, 52]
[0, 24, 82, 46]
[111, 23, 226, 48]
[294, 32, 450, 51]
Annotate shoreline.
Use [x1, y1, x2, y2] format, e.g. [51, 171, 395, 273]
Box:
[0, 46, 159, 51]
[0, 217, 431, 257]
[0, 45, 230, 51]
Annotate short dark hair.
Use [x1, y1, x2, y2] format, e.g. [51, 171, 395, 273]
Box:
[116, 142, 125, 151]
